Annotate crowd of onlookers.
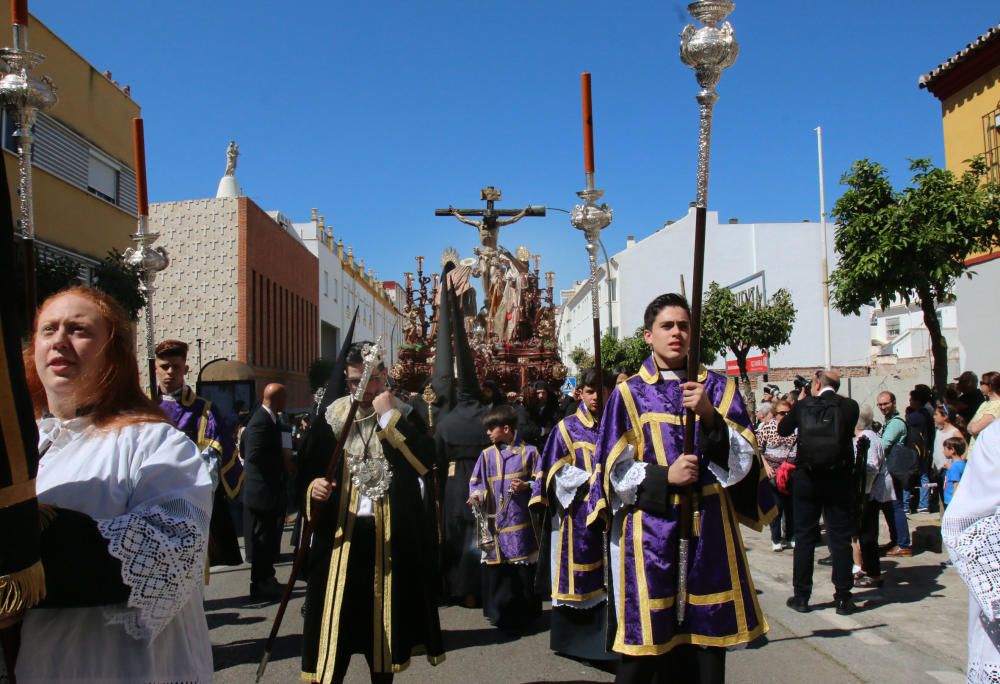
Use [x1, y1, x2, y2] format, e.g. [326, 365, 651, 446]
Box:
[751, 369, 1000, 592]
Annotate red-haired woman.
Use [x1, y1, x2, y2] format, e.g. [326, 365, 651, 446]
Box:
[14, 286, 213, 683]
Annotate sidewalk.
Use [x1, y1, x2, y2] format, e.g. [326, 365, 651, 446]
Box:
[744, 509, 968, 683]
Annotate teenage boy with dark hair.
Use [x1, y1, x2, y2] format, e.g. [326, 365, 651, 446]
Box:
[586, 293, 775, 684]
[531, 367, 617, 661]
[154, 338, 243, 568]
[468, 404, 541, 631]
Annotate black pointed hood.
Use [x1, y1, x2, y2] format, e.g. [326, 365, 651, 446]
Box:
[318, 306, 359, 415]
[296, 307, 358, 500]
[448, 278, 481, 402]
[430, 268, 455, 409]
[435, 269, 491, 453]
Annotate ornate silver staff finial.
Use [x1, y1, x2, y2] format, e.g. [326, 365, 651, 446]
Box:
[352, 336, 384, 403]
[0, 26, 57, 241]
[680, 0, 739, 208]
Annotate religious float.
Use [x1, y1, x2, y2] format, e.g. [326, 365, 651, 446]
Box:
[389, 186, 567, 393]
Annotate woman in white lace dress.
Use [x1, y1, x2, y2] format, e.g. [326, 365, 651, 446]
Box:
[942, 419, 1000, 683]
[15, 286, 213, 683]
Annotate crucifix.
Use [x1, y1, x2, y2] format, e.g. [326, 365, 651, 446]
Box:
[435, 186, 545, 297]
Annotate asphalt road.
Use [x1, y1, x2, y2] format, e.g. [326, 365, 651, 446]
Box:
[208, 511, 967, 683]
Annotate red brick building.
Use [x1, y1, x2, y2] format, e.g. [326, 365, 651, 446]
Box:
[150, 195, 319, 410]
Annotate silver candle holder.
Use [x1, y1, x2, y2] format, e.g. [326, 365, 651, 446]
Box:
[124, 217, 169, 383]
[0, 22, 56, 241]
[570, 189, 613, 323]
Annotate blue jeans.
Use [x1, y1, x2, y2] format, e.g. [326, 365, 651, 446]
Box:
[918, 472, 930, 510]
[891, 476, 911, 549]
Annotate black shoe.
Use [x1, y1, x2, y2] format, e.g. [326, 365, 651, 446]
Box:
[818, 556, 833, 566]
[835, 598, 858, 615]
[250, 577, 283, 600]
[786, 596, 810, 613]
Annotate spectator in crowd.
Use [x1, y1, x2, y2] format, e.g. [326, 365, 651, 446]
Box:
[762, 384, 780, 405]
[853, 406, 893, 588]
[941, 437, 967, 508]
[932, 405, 964, 511]
[968, 371, 1000, 448]
[954, 371, 984, 425]
[242, 383, 291, 599]
[481, 379, 505, 408]
[754, 401, 773, 429]
[523, 380, 560, 448]
[779, 370, 860, 615]
[613, 366, 631, 385]
[907, 386, 935, 513]
[877, 391, 911, 556]
[756, 398, 797, 551]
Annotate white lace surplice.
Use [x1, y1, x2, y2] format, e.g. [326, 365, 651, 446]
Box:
[942, 421, 1000, 684]
[16, 417, 214, 684]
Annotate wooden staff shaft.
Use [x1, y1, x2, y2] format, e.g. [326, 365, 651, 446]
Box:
[257, 399, 361, 682]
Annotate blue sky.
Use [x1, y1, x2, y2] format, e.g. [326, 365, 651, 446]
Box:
[39, 1, 997, 295]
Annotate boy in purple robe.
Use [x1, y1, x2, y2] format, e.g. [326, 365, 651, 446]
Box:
[531, 367, 617, 661]
[468, 404, 541, 631]
[155, 339, 243, 566]
[586, 294, 776, 684]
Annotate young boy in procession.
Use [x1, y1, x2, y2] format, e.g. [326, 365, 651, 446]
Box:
[531, 367, 618, 661]
[468, 404, 542, 631]
[585, 293, 776, 684]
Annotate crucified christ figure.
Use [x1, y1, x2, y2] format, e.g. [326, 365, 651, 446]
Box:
[447, 205, 530, 254]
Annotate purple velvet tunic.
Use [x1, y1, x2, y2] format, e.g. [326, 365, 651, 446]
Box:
[586, 356, 776, 656]
[469, 440, 539, 565]
[159, 386, 242, 498]
[531, 403, 605, 603]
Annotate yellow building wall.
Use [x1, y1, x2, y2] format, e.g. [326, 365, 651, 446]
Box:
[939, 63, 1000, 264]
[940, 65, 1000, 174]
[1, 14, 140, 259]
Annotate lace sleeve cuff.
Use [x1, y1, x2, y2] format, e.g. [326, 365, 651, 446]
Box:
[945, 509, 1000, 622]
[610, 446, 647, 513]
[96, 499, 209, 642]
[554, 464, 590, 510]
[706, 426, 755, 488]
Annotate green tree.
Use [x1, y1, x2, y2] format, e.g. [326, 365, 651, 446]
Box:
[701, 282, 796, 406]
[29, 249, 146, 321]
[568, 328, 651, 378]
[829, 158, 1000, 394]
[601, 327, 650, 375]
[36, 254, 84, 302]
[92, 250, 146, 321]
[568, 346, 593, 371]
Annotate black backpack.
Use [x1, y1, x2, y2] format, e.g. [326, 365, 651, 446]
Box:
[796, 397, 849, 470]
[885, 416, 926, 486]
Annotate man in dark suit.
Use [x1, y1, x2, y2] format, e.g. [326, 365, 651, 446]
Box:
[242, 383, 290, 599]
[778, 370, 861, 615]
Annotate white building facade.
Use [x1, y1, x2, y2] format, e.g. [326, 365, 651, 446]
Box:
[870, 299, 960, 362]
[294, 212, 405, 366]
[559, 208, 872, 376]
